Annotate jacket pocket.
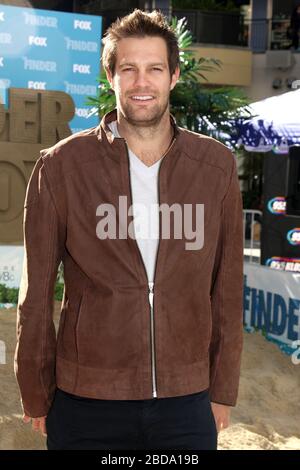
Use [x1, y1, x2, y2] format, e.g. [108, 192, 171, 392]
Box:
[57, 305, 66, 341]
[207, 298, 213, 344]
[74, 289, 88, 364]
[56, 298, 69, 350]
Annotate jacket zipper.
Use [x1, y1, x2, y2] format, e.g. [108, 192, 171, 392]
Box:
[148, 281, 156, 397]
[123, 132, 177, 399]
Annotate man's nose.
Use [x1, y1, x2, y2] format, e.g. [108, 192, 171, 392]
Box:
[133, 70, 150, 87]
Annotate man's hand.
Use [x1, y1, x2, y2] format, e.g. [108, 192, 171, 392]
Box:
[23, 414, 47, 436]
[211, 403, 231, 432]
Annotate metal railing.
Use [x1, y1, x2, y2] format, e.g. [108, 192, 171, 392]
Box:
[78, 5, 294, 52]
[173, 9, 246, 47]
[245, 18, 293, 52]
[243, 209, 262, 264]
[173, 10, 294, 52]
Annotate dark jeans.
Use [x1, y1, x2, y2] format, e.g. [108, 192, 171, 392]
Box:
[46, 387, 218, 450]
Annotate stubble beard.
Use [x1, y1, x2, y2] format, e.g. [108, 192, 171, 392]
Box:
[120, 95, 170, 128]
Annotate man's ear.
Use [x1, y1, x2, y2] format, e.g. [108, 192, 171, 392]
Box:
[105, 67, 114, 90]
[170, 65, 180, 91]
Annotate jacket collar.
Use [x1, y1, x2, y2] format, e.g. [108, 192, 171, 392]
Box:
[97, 107, 183, 148]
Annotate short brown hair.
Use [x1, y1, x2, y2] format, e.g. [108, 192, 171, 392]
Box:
[101, 9, 179, 77]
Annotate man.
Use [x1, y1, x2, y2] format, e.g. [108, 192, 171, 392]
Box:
[15, 9, 244, 450]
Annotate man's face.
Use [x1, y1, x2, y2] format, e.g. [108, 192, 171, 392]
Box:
[106, 36, 180, 127]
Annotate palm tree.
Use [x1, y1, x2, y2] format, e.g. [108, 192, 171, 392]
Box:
[169, 16, 253, 141]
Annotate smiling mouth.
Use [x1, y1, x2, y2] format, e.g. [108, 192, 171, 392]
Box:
[130, 95, 155, 103]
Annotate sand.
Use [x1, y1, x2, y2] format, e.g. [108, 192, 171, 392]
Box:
[0, 301, 299, 450]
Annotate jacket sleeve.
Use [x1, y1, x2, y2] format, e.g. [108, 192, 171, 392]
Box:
[208, 150, 244, 407]
[14, 153, 65, 418]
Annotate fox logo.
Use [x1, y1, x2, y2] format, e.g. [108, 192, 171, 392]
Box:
[28, 35, 47, 47]
[28, 81, 47, 90]
[74, 19, 91, 30]
[73, 64, 91, 74]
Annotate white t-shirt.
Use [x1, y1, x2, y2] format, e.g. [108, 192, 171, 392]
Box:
[108, 120, 163, 282]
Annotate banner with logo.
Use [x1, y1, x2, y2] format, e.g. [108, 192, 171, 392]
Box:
[0, 4, 102, 132]
[265, 196, 300, 271]
[260, 152, 300, 271]
[0, 245, 24, 289]
[244, 262, 300, 356]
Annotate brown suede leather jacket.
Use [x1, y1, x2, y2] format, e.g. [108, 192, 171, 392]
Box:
[14, 108, 244, 418]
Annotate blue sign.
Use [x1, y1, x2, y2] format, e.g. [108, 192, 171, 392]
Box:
[243, 266, 300, 358]
[0, 5, 102, 132]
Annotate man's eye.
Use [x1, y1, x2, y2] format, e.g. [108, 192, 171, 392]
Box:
[123, 68, 133, 71]
[153, 68, 163, 71]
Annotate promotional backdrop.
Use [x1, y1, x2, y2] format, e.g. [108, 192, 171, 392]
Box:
[0, 4, 102, 132]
